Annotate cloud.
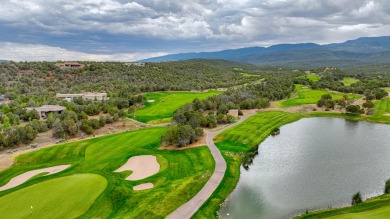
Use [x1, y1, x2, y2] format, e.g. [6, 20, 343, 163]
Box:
[0, 42, 166, 61]
[1, 0, 390, 60]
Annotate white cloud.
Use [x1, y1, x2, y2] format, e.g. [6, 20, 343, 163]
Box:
[0, 42, 166, 61]
[1, 0, 390, 57]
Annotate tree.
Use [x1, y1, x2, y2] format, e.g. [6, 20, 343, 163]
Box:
[346, 105, 361, 114]
[128, 105, 137, 116]
[385, 179, 390, 194]
[52, 119, 65, 138]
[321, 94, 332, 100]
[351, 192, 363, 205]
[362, 101, 374, 108]
[23, 125, 38, 142]
[2, 116, 10, 129]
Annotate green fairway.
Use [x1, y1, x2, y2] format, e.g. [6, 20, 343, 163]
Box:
[0, 127, 215, 218]
[279, 85, 360, 107]
[132, 91, 220, 123]
[328, 206, 390, 219]
[368, 97, 390, 123]
[0, 174, 106, 219]
[295, 194, 390, 219]
[342, 77, 360, 86]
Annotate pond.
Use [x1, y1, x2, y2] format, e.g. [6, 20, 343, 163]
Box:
[219, 118, 390, 219]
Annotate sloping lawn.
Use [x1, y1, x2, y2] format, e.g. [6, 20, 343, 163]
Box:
[280, 85, 360, 107]
[132, 91, 220, 123]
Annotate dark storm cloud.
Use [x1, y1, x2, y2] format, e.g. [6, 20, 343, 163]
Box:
[0, 0, 390, 60]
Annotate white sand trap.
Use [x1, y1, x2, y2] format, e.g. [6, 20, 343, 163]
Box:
[384, 113, 390, 116]
[147, 99, 155, 103]
[133, 183, 154, 190]
[0, 164, 71, 191]
[115, 155, 160, 180]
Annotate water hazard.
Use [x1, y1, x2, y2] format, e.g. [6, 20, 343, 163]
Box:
[219, 118, 390, 219]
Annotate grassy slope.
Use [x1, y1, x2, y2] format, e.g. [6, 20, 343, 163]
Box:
[342, 77, 360, 86]
[0, 174, 107, 219]
[279, 85, 361, 107]
[295, 194, 390, 219]
[307, 75, 320, 82]
[0, 127, 215, 218]
[132, 91, 220, 123]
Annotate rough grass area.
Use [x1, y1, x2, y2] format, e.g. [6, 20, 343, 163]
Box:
[279, 85, 360, 107]
[0, 174, 107, 219]
[295, 194, 390, 219]
[0, 127, 215, 218]
[194, 111, 303, 218]
[342, 77, 360, 86]
[131, 91, 221, 123]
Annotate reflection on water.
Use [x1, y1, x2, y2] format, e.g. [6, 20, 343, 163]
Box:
[219, 118, 390, 219]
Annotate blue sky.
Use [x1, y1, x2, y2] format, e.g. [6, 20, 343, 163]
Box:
[1, 0, 390, 61]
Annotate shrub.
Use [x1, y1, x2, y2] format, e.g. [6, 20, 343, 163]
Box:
[351, 192, 363, 205]
[385, 179, 390, 194]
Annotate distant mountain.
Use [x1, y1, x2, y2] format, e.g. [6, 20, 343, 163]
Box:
[139, 36, 390, 68]
[0, 60, 9, 63]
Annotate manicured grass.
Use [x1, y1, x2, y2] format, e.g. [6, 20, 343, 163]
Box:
[365, 98, 390, 123]
[295, 194, 390, 219]
[307, 75, 320, 82]
[194, 111, 303, 218]
[328, 206, 390, 219]
[131, 91, 221, 123]
[342, 77, 360, 86]
[0, 127, 215, 218]
[0, 174, 107, 219]
[280, 85, 360, 107]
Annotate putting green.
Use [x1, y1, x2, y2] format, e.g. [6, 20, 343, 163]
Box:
[0, 174, 107, 219]
[327, 206, 390, 219]
[132, 91, 220, 123]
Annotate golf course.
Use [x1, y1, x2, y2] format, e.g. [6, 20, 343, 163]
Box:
[0, 127, 215, 218]
[0, 73, 389, 218]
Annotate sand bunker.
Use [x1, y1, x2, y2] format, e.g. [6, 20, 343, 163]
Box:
[0, 164, 71, 191]
[147, 100, 155, 103]
[133, 183, 154, 191]
[115, 155, 160, 180]
[384, 113, 390, 116]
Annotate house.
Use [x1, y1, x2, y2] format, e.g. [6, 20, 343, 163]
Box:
[56, 62, 84, 68]
[124, 62, 146, 67]
[26, 105, 66, 120]
[228, 109, 239, 117]
[56, 92, 109, 101]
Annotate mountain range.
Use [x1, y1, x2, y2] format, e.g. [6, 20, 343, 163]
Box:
[139, 36, 390, 68]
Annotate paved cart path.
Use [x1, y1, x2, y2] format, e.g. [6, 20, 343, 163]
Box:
[166, 110, 256, 219]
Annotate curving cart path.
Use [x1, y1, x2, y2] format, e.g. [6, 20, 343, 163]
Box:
[166, 110, 256, 219]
